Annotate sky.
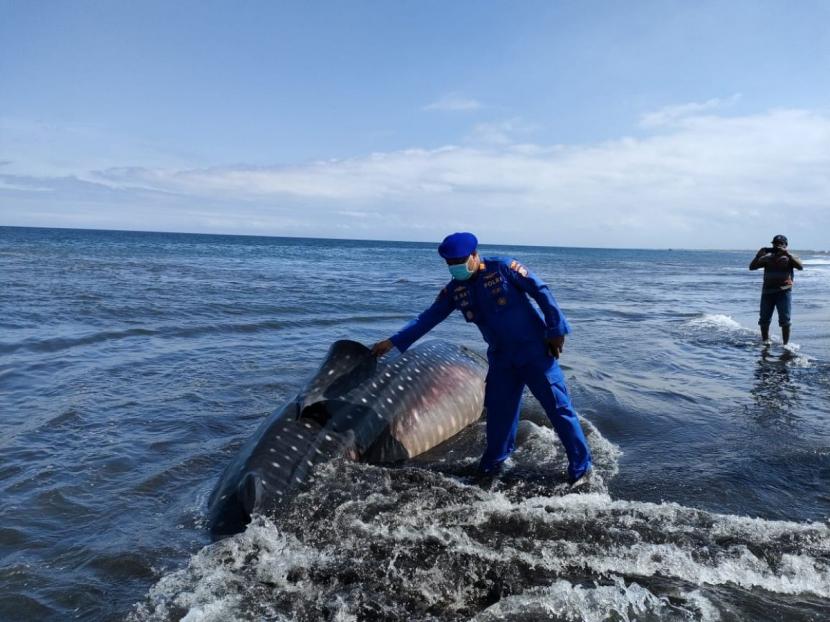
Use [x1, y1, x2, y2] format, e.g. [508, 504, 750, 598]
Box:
[1, 0, 829, 249]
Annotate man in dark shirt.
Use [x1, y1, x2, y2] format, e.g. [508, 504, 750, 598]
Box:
[749, 234, 804, 345]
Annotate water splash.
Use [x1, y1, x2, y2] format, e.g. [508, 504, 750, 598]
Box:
[687, 314, 747, 333]
[132, 459, 830, 621]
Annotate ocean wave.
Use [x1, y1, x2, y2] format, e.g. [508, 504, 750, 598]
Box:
[0, 326, 158, 355]
[0, 316, 399, 356]
[472, 578, 720, 622]
[681, 314, 815, 366]
[686, 313, 749, 333]
[131, 460, 830, 621]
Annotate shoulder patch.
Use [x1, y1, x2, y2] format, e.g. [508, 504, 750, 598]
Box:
[510, 261, 528, 277]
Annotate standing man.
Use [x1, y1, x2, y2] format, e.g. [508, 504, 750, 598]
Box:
[749, 234, 804, 345]
[371, 232, 593, 488]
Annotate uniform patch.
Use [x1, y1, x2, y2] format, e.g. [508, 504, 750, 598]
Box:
[497, 297, 507, 305]
[483, 272, 502, 291]
[465, 310, 475, 320]
[510, 261, 528, 277]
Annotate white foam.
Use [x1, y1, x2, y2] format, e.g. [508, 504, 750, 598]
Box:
[769, 342, 813, 367]
[131, 517, 323, 621]
[497, 494, 830, 598]
[472, 578, 719, 622]
[337, 486, 830, 599]
[687, 313, 746, 332]
[134, 457, 830, 620]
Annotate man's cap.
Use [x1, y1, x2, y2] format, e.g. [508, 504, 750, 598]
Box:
[438, 232, 478, 260]
[772, 234, 788, 246]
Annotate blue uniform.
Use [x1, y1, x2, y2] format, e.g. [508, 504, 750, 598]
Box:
[390, 257, 592, 481]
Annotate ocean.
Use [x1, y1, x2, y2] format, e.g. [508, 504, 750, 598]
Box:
[1, 226, 828, 621]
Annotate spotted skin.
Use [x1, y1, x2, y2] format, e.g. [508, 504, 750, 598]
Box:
[207, 340, 487, 537]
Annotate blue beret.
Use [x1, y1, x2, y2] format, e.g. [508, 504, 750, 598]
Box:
[438, 232, 478, 260]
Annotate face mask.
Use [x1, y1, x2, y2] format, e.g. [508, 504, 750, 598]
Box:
[448, 258, 475, 280]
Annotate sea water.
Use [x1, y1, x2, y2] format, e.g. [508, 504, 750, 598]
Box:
[1, 227, 828, 621]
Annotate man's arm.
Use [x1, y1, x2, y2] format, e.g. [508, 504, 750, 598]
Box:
[787, 252, 804, 270]
[749, 247, 770, 270]
[504, 260, 571, 338]
[373, 288, 454, 356]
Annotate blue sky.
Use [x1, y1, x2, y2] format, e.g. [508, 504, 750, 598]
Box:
[2, 0, 829, 248]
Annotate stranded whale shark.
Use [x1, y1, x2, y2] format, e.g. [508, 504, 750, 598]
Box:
[207, 339, 487, 536]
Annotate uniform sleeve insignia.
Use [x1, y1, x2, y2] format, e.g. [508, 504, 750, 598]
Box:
[510, 261, 528, 277]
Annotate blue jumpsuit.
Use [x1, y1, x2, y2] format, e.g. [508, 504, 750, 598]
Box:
[389, 257, 592, 482]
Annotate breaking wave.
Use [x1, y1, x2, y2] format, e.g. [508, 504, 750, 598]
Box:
[686, 313, 749, 334]
[801, 258, 830, 266]
[131, 446, 830, 621]
[683, 313, 813, 366]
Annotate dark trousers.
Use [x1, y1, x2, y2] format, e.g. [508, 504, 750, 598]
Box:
[759, 289, 792, 327]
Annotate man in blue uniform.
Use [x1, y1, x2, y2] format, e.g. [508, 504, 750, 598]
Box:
[371, 232, 593, 487]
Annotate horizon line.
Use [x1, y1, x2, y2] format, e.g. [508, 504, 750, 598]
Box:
[1, 224, 825, 254]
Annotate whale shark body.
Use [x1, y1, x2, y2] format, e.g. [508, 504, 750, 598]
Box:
[207, 339, 487, 536]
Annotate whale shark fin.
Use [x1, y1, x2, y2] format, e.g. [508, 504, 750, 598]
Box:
[297, 340, 375, 407]
[238, 472, 263, 516]
[323, 353, 376, 398]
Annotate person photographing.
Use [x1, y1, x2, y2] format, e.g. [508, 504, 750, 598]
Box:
[749, 234, 803, 345]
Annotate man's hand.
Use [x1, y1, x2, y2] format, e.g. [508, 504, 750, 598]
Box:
[756, 247, 770, 257]
[371, 339, 394, 358]
[546, 335, 565, 359]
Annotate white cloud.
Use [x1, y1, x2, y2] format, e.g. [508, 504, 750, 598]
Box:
[4, 106, 830, 249]
[640, 95, 742, 128]
[423, 93, 483, 111]
[467, 118, 539, 146]
[0, 178, 52, 192]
